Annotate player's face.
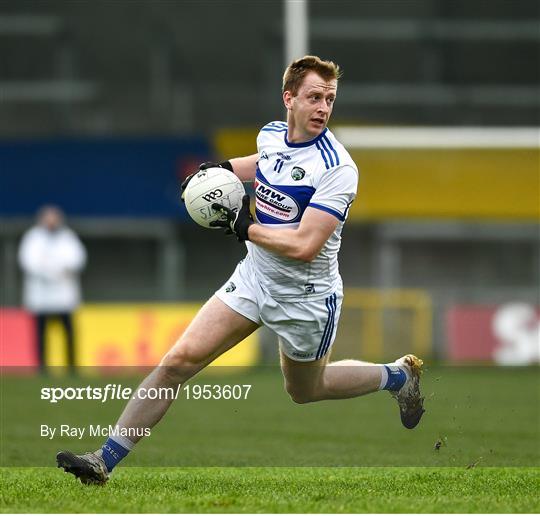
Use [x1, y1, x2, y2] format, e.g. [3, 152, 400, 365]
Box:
[39, 208, 63, 231]
[284, 71, 337, 142]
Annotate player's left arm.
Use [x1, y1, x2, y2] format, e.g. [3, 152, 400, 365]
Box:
[247, 207, 338, 262]
[181, 153, 259, 201]
[229, 153, 258, 181]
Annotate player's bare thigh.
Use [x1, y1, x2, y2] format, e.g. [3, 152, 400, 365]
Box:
[161, 295, 259, 372]
[279, 346, 330, 403]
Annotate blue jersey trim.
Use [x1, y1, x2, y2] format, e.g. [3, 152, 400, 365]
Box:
[261, 122, 288, 134]
[308, 202, 345, 221]
[319, 137, 335, 167]
[284, 128, 328, 148]
[261, 128, 287, 133]
[263, 121, 287, 128]
[315, 141, 330, 170]
[323, 135, 340, 166]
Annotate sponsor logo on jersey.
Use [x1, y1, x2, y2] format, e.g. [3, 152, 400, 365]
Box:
[259, 151, 269, 160]
[291, 167, 305, 180]
[277, 152, 291, 161]
[225, 282, 236, 293]
[254, 180, 300, 222]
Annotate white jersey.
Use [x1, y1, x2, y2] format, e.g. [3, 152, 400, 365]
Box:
[246, 120, 359, 301]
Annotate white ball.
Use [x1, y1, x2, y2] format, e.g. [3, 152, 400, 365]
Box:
[183, 167, 245, 229]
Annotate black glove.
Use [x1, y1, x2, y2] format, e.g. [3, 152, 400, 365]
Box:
[210, 195, 254, 242]
[180, 161, 234, 202]
[200, 160, 234, 173]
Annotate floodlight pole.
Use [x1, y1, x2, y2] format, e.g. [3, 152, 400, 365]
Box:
[284, 0, 309, 66]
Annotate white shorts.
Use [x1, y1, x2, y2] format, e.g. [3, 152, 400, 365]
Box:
[215, 256, 343, 362]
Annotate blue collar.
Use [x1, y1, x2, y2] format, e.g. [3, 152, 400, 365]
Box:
[284, 127, 328, 148]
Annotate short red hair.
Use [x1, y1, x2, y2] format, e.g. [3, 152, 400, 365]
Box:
[282, 55, 342, 95]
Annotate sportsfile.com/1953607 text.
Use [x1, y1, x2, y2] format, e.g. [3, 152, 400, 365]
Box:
[40, 383, 253, 403]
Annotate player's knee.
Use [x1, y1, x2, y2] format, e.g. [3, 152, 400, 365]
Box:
[160, 340, 205, 370]
[290, 393, 314, 404]
[285, 383, 317, 404]
[290, 391, 317, 404]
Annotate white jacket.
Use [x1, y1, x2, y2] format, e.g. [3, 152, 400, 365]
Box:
[18, 226, 87, 313]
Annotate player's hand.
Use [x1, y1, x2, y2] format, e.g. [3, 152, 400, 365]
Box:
[180, 161, 234, 202]
[210, 195, 254, 242]
[199, 161, 224, 170]
[180, 174, 195, 202]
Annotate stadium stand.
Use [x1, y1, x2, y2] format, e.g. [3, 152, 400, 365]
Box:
[0, 0, 538, 364]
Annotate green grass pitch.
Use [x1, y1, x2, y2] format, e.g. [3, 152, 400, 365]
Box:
[1, 366, 538, 512]
[2, 467, 538, 513]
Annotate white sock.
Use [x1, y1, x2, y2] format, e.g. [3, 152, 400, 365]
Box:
[378, 364, 389, 390]
[111, 434, 135, 451]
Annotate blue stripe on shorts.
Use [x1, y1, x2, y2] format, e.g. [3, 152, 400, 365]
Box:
[316, 293, 337, 360]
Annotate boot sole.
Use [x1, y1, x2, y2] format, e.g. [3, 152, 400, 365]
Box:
[400, 355, 425, 429]
[56, 451, 108, 485]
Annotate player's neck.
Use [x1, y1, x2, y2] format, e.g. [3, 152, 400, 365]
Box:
[286, 123, 321, 144]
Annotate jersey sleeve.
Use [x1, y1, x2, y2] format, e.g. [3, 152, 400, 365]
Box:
[308, 165, 358, 221]
[257, 121, 287, 151]
[256, 130, 264, 153]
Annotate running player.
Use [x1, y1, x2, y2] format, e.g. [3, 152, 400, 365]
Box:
[57, 56, 424, 484]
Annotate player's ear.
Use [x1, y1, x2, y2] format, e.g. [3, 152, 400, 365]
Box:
[283, 90, 293, 110]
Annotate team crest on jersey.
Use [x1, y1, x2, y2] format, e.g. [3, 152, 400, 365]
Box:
[291, 167, 305, 181]
[254, 180, 300, 222]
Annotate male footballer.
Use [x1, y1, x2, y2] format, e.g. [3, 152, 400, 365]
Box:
[57, 55, 425, 484]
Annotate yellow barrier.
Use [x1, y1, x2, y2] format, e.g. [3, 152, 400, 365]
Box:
[214, 128, 258, 160]
[45, 303, 259, 368]
[43, 294, 430, 367]
[348, 148, 539, 221]
[214, 128, 539, 221]
[340, 289, 432, 361]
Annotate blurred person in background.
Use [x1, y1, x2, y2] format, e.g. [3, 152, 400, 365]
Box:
[18, 205, 87, 373]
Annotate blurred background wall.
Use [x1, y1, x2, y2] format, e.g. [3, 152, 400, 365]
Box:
[1, 0, 538, 366]
[1, 0, 539, 133]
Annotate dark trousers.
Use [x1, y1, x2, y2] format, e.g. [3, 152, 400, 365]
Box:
[36, 312, 76, 371]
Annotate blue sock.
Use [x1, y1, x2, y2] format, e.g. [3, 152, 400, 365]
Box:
[101, 438, 130, 472]
[381, 365, 407, 391]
